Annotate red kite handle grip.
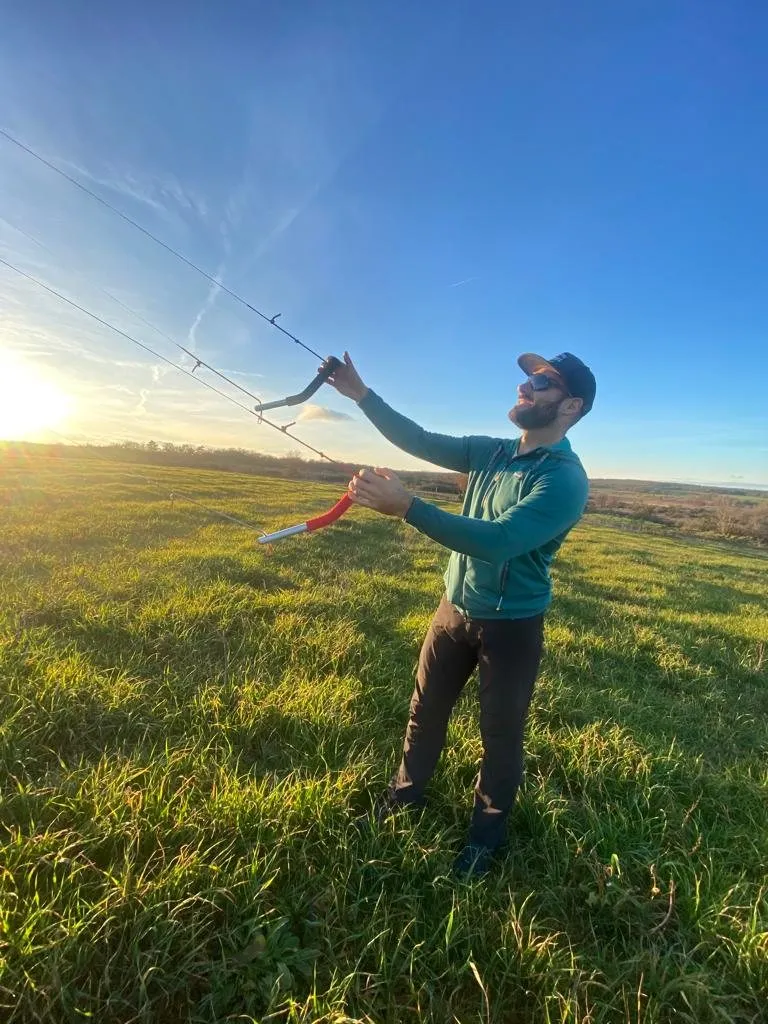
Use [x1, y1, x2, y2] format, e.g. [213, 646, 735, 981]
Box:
[305, 493, 353, 532]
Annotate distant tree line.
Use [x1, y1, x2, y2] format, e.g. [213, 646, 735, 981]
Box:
[588, 483, 768, 546]
[3, 439, 465, 500]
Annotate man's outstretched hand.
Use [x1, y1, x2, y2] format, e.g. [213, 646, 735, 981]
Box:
[322, 351, 368, 403]
[348, 467, 413, 518]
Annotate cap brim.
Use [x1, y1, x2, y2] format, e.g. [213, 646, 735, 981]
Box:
[517, 352, 562, 378]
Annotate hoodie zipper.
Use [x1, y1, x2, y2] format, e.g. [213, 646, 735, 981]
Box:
[460, 443, 506, 610]
[494, 450, 551, 612]
[496, 563, 510, 611]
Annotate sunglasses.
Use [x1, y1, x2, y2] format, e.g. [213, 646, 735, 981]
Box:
[527, 373, 570, 394]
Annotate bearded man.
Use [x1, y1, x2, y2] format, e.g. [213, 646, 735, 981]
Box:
[328, 351, 596, 877]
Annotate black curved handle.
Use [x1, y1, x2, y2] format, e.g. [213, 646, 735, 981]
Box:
[254, 356, 342, 412]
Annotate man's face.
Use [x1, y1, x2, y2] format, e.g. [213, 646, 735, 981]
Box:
[508, 373, 569, 429]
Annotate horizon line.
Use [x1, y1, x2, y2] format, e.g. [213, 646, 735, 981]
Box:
[2, 437, 767, 494]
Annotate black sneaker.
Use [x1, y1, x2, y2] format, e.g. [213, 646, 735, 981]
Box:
[452, 842, 495, 878]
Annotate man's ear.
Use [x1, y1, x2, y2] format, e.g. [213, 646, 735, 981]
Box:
[562, 396, 584, 421]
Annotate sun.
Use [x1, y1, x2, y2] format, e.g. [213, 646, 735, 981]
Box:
[0, 349, 74, 441]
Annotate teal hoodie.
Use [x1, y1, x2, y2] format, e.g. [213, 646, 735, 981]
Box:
[358, 390, 589, 619]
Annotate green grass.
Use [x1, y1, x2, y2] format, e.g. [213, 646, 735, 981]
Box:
[1, 454, 766, 1024]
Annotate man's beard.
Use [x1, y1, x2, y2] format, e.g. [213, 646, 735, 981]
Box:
[510, 397, 562, 429]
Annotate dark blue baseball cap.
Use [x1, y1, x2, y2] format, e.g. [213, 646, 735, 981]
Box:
[517, 351, 596, 415]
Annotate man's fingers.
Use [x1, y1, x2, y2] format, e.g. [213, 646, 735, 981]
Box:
[347, 488, 372, 507]
[350, 468, 388, 494]
[349, 478, 379, 503]
[350, 477, 375, 496]
[352, 471, 381, 488]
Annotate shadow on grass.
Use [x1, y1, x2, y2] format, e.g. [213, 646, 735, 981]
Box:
[161, 554, 299, 592]
[8, 527, 765, 795]
[1, 566, 425, 793]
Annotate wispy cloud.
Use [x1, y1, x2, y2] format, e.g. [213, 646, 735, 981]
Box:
[61, 157, 209, 224]
[217, 367, 264, 380]
[296, 404, 354, 423]
[449, 276, 477, 289]
[133, 388, 151, 415]
[185, 262, 226, 353]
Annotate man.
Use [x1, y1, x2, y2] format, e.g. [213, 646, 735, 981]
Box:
[326, 350, 596, 877]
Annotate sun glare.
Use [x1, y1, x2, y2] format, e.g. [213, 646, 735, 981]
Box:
[0, 350, 74, 441]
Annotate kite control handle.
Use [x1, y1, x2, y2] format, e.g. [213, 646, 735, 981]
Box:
[258, 493, 353, 544]
[254, 356, 342, 413]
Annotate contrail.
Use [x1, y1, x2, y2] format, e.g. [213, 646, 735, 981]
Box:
[186, 263, 225, 353]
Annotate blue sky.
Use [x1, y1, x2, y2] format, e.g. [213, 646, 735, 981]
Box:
[1, 1, 766, 487]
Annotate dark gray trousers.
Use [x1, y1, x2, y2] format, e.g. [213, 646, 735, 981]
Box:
[387, 596, 544, 848]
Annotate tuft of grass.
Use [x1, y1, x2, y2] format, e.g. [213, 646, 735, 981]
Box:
[1, 455, 766, 1023]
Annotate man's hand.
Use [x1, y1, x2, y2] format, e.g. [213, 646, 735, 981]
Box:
[348, 467, 413, 518]
[322, 351, 369, 403]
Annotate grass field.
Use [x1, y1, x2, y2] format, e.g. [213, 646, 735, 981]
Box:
[1, 454, 766, 1024]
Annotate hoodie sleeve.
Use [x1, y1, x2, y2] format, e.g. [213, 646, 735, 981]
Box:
[404, 464, 589, 561]
[357, 389, 498, 472]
